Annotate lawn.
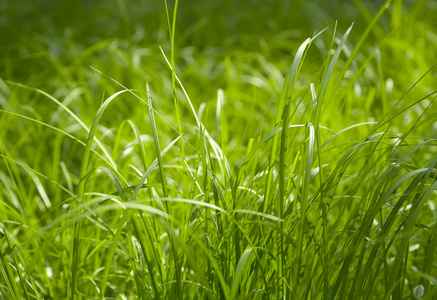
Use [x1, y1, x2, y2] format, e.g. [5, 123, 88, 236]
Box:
[0, 0, 437, 299]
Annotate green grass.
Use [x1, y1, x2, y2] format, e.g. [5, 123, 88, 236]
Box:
[1, 0, 437, 299]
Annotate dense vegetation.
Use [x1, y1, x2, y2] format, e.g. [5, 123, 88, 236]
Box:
[1, 0, 437, 299]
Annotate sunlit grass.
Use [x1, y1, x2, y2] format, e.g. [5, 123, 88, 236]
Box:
[0, 0, 437, 299]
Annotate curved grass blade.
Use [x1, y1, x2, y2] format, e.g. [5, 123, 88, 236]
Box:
[71, 89, 129, 299]
[230, 248, 253, 299]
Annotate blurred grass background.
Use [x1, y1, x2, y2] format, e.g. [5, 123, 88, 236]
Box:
[1, 0, 436, 178]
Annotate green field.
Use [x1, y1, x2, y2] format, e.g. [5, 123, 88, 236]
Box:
[1, 0, 437, 299]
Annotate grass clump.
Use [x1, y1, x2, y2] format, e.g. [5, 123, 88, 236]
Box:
[1, 0, 437, 299]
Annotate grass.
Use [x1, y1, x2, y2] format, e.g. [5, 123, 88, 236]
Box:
[1, 0, 437, 299]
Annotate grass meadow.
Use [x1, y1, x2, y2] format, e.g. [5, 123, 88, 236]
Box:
[1, 0, 437, 299]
